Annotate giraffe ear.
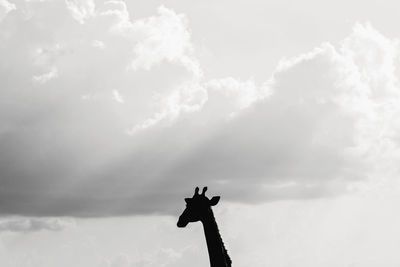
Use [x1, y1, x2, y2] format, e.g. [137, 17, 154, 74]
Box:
[209, 196, 220, 206]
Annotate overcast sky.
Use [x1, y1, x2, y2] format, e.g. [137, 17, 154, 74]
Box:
[1, 0, 400, 266]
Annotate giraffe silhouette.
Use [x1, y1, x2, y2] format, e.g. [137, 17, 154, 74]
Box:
[177, 187, 232, 267]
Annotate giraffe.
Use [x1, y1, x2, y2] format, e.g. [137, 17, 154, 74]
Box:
[177, 187, 232, 267]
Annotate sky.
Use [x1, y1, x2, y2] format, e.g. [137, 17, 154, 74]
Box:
[1, 0, 400, 266]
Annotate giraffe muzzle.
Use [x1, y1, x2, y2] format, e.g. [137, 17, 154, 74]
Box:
[177, 217, 188, 228]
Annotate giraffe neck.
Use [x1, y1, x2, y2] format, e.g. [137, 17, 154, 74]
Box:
[201, 210, 231, 267]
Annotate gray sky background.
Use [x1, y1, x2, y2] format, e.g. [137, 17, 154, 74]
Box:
[1, 0, 400, 266]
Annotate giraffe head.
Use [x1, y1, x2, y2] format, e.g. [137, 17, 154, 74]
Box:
[177, 186, 220, 228]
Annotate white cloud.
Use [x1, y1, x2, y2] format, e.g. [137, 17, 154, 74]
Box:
[98, 0, 131, 29]
[204, 77, 270, 117]
[32, 67, 58, 84]
[0, 0, 15, 22]
[66, 0, 95, 24]
[129, 6, 202, 77]
[112, 89, 124, 103]
[333, 23, 400, 173]
[341, 23, 399, 95]
[127, 82, 207, 134]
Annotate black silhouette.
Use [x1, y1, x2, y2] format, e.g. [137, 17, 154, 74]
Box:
[177, 187, 232, 267]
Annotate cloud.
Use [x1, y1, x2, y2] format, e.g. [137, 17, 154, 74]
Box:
[66, 0, 95, 24]
[0, 217, 74, 232]
[0, 0, 15, 22]
[204, 77, 270, 116]
[127, 81, 207, 134]
[151, 43, 364, 202]
[99, 22, 400, 211]
[32, 67, 58, 84]
[112, 89, 124, 103]
[0, 0, 399, 217]
[129, 6, 201, 77]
